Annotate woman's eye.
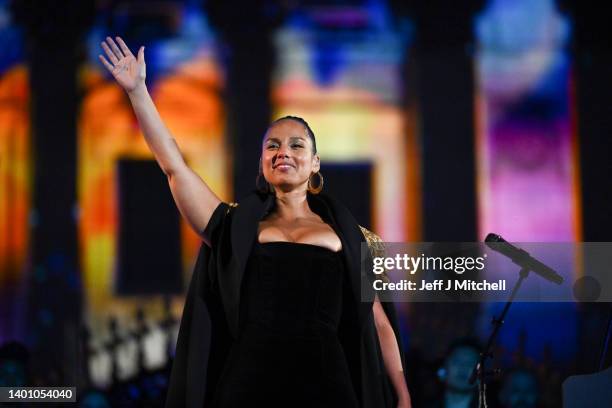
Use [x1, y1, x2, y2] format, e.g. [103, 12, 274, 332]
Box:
[266, 143, 278, 149]
[291, 144, 303, 148]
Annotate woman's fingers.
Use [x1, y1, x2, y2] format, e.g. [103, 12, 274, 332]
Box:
[101, 41, 119, 65]
[137, 46, 145, 64]
[106, 36, 124, 60]
[98, 54, 114, 73]
[115, 36, 133, 57]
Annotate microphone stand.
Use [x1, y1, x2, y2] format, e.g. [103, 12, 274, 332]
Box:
[469, 267, 530, 408]
[598, 305, 612, 371]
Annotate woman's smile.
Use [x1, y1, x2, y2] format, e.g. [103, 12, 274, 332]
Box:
[274, 163, 294, 171]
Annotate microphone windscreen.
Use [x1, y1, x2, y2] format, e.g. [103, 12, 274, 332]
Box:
[485, 233, 503, 243]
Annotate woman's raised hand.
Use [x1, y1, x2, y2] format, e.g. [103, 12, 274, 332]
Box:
[98, 36, 221, 243]
[99, 36, 146, 93]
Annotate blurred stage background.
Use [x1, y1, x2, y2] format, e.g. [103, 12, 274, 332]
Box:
[0, 0, 611, 406]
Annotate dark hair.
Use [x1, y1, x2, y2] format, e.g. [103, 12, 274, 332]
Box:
[269, 115, 317, 154]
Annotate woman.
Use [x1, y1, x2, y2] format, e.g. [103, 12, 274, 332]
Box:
[100, 36, 411, 408]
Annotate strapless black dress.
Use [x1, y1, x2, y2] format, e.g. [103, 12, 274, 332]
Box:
[210, 241, 360, 408]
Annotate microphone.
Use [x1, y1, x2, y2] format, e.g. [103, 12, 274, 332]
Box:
[484, 233, 564, 285]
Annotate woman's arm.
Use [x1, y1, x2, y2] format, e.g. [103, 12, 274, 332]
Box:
[373, 296, 412, 408]
[99, 37, 221, 243]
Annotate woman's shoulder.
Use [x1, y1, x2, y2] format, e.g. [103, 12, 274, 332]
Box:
[219, 190, 270, 212]
[233, 190, 274, 206]
[215, 190, 277, 225]
[310, 192, 384, 244]
[226, 201, 238, 214]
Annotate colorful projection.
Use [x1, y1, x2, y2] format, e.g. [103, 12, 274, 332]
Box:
[0, 0, 30, 344]
[474, 0, 580, 363]
[475, 0, 579, 242]
[271, 3, 418, 242]
[78, 5, 228, 344]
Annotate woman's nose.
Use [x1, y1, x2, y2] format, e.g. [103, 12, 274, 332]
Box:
[276, 145, 290, 157]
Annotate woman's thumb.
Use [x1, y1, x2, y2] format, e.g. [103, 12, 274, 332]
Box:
[138, 46, 145, 63]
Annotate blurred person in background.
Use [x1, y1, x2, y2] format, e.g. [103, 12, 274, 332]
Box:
[430, 338, 481, 408]
[498, 368, 539, 408]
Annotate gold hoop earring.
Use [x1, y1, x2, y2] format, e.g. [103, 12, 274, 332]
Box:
[307, 171, 324, 194]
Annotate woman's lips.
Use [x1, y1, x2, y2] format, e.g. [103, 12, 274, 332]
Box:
[274, 164, 294, 170]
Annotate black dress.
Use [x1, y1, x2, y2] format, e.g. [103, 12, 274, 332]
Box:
[210, 240, 360, 407]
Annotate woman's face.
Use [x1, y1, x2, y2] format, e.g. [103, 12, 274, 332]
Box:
[261, 119, 320, 193]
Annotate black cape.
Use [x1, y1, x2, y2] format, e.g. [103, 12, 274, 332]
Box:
[165, 191, 405, 407]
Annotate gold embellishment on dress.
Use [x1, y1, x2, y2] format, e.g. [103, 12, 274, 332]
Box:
[359, 225, 390, 284]
[226, 202, 239, 215]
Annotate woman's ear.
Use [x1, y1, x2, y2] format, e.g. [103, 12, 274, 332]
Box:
[313, 155, 321, 173]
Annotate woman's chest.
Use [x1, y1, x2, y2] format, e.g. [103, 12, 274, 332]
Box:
[257, 218, 342, 252]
